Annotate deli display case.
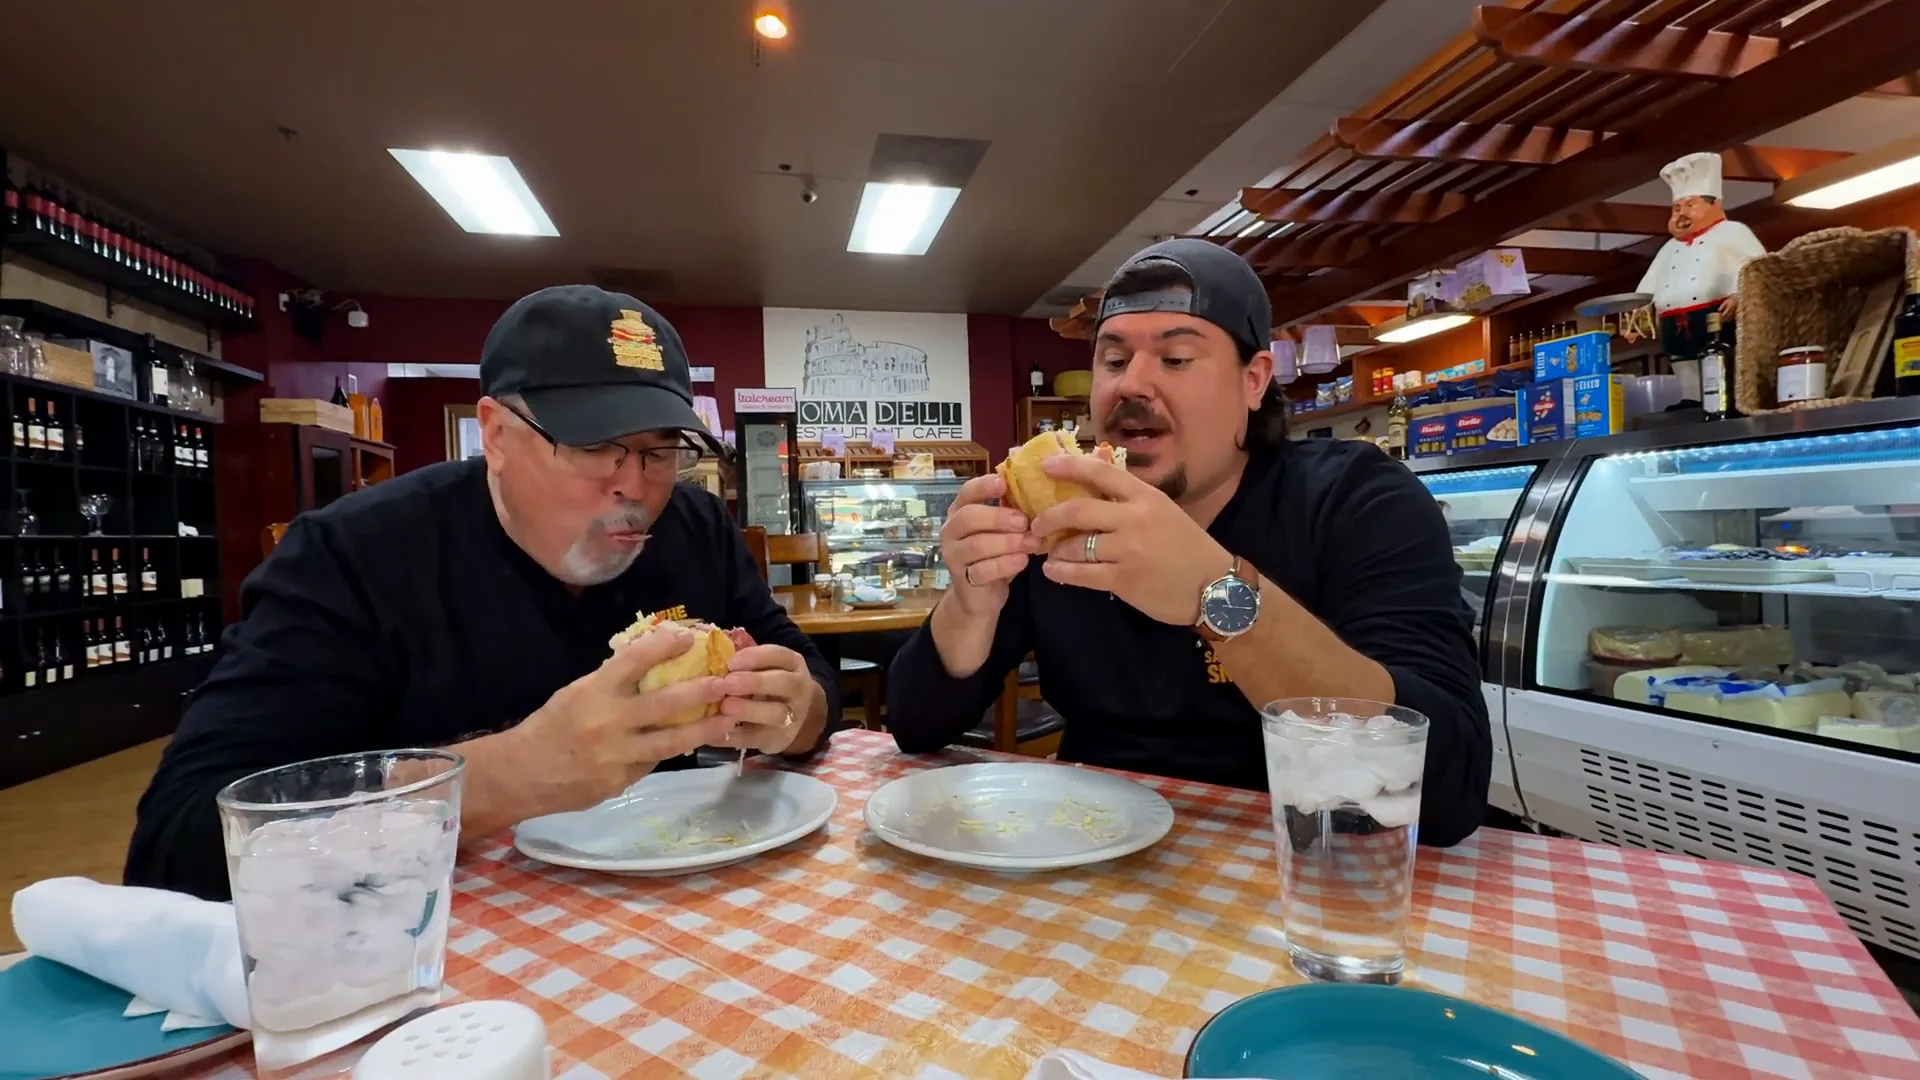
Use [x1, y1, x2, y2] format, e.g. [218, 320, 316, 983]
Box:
[803, 478, 965, 583]
[1488, 398, 1920, 961]
[1409, 449, 1567, 819]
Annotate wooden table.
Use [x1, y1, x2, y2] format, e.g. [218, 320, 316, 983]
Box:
[177, 731, 1920, 1079]
[774, 587, 942, 634]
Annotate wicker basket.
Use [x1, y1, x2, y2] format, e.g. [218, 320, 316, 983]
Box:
[1734, 226, 1916, 415]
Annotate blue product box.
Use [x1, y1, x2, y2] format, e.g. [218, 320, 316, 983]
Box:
[1571, 374, 1628, 437]
[1532, 330, 1611, 380]
[1517, 380, 1572, 446]
[1446, 402, 1519, 454]
[1410, 413, 1452, 458]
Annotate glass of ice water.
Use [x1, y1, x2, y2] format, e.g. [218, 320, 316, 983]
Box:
[217, 749, 465, 1072]
[1262, 698, 1428, 985]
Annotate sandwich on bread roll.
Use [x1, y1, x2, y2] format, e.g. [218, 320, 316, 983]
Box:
[996, 429, 1127, 547]
[607, 612, 755, 727]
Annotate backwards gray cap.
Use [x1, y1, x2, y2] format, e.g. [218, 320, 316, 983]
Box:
[1096, 238, 1271, 357]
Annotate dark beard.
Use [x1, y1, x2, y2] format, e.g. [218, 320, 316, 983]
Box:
[1154, 464, 1187, 501]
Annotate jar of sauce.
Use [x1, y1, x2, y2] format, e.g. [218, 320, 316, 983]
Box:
[1776, 346, 1829, 404]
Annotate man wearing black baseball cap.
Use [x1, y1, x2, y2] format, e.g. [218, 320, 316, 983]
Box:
[888, 240, 1491, 846]
[128, 286, 838, 900]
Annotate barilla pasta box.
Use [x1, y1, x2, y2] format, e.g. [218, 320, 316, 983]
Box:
[1517, 379, 1573, 446]
[1570, 373, 1629, 437]
[1446, 401, 1519, 454]
[1532, 330, 1611, 380]
[1409, 410, 1452, 458]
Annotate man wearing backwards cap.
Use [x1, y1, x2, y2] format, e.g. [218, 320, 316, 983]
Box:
[888, 239, 1490, 846]
[127, 286, 838, 900]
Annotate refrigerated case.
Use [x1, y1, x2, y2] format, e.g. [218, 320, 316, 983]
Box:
[735, 411, 801, 536]
[1409, 450, 1564, 820]
[1488, 398, 1920, 960]
[804, 477, 963, 582]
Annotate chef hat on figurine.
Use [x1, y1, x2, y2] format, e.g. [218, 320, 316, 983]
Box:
[1660, 152, 1723, 202]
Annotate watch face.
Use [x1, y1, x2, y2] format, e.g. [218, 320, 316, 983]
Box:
[1203, 578, 1260, 637]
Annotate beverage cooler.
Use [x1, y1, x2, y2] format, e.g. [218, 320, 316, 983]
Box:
[1434, 398, 1920, 961]
[734, 410, 802, 537]
[1409, 451, 1566, 821]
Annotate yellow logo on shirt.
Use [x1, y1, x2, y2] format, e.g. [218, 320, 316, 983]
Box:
[1204, 645, 1231, 685]
[609, 309, 666, 370]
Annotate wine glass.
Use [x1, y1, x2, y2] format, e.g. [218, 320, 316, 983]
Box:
[80, 493, 113, 536]
[9, 489, 38, 536]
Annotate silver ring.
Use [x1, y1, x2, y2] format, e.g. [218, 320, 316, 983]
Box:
[1083, 533, 1100, 563]
[964, 563, 980, 587]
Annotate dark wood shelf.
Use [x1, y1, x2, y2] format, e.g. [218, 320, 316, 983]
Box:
[1, 229, 255, 334]
[0, 298, 262, 384]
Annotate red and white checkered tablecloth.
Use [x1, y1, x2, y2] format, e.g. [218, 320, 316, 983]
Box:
[188, 730, 1920, 1079]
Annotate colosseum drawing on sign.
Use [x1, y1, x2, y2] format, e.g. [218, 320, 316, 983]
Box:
[801, 314, 932, 398]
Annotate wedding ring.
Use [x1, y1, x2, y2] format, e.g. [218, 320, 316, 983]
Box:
[964, 563, 981, 587]
[1083, 533, 1100, 563]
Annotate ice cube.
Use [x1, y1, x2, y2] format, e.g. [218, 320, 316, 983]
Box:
[1363, 714, 1401, 731]
[1360, 789, 1422, 829]
[1355, 741, 1426, 795]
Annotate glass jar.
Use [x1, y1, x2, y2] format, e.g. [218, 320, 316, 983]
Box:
[1776, 346, 1829, 404]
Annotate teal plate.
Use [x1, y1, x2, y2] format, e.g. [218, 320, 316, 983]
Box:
[1186, 984, 1640, 1079]
[0, 956, 247, 1080]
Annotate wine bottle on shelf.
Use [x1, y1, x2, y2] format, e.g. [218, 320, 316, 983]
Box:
[33, 553, 52, 600]
[84, 620, 102, 670]
[31, 630, 52, 688]
[1893, 286, 1920, 398]
[110, 547, 128, 596]
[21, 552, 41, 603]
[11, 394, 26, 454]
[25, 397, 45, 456]
[52, 628, 71, 682]
[194, 612, 212, 655]
[45, 401, 66, 457]
[73, 417, 85, 457]
[155, 619, 172, 660]
[88, 550, 108, 599]
[193, 426, 209, 470]
[139, 548, 157, 592]
[52, 549, 71, 599]
[150, 352, 171, 409]
[1702, 311, 1737, 421]
[113, 616, 131, 665]
[174, 423, 191, 469]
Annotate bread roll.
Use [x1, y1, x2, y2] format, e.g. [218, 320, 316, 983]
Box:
[608, 611, 737, 727]
[995, 429, 1126, 547]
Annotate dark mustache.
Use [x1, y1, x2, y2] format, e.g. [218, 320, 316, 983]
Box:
[1105, 398, 1168, 429]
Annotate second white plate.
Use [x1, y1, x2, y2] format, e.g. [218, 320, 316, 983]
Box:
[864, 762, 1175, 871]
[514, 767, 837, 875]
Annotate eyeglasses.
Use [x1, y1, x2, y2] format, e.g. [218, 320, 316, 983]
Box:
[503, 403, 703, 480]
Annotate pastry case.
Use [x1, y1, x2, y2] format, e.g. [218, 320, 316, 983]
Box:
[803, 478, 965, 583]
[1500, 399, 1920, 959]
[1409, 449, 1564, 819]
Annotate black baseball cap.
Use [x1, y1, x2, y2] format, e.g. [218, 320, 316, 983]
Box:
[480, 285, 710, 446]
[1096, 238, 1271, 357]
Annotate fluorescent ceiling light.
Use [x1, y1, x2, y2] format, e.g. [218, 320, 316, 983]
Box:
[1211, 209, 1255, 236]
[1374, 312, 1475, 344]
[388, 149, 558, 236]
[1235, 218, 1272, 238]
[848, 182, 960, 255]
[1778, 133, 1920, 210]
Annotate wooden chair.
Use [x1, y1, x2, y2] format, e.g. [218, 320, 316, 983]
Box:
[742, 525, 770, 583]
[961, 655, 1063, 756]
[752, 530, 886, 727]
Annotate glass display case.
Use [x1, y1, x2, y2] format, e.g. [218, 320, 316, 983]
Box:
[804, 478, 964, 583]
[1534, 422, 1920, 760]
[1413, 462, 1546, 644]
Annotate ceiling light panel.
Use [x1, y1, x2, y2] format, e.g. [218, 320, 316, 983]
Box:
[388, 149, 558, 236]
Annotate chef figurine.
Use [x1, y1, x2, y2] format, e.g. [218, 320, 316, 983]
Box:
[1623, 151, 1767, 367]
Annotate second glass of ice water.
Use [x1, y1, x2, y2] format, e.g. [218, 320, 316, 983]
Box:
[1262, 698, 1429, 984]
[218, 749, 465, 1073]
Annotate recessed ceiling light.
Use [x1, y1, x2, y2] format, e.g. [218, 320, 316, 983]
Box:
[388, 149, 558, 236]
[1779, 134, 1920, 209]
[754, 0, 791, 39]
[847, 182, 960, 255]
[1374, 312, 1475, 344]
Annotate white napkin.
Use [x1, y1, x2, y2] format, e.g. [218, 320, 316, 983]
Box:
[851, 583, 896, 603]
[11, 876, 251, 1030]
[1024, 1050, 1261, 1080]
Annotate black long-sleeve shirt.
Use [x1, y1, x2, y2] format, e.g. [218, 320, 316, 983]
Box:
[126, 458, 838, 900]
[887, 438, 1489, 846]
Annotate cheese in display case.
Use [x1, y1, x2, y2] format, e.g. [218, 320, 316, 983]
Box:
[803, 477, 964, 583]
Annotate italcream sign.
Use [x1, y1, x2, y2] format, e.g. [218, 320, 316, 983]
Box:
[762, 308, 970, 441]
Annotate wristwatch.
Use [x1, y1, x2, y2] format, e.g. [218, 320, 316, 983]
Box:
[1196, 556, 1262, 643]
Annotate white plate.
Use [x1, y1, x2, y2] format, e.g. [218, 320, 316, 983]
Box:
[863, 762, 1175, 871]
[513, 767, 836, 875]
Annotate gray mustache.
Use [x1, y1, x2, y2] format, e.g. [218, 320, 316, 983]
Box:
[592, 506, 652, 533]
